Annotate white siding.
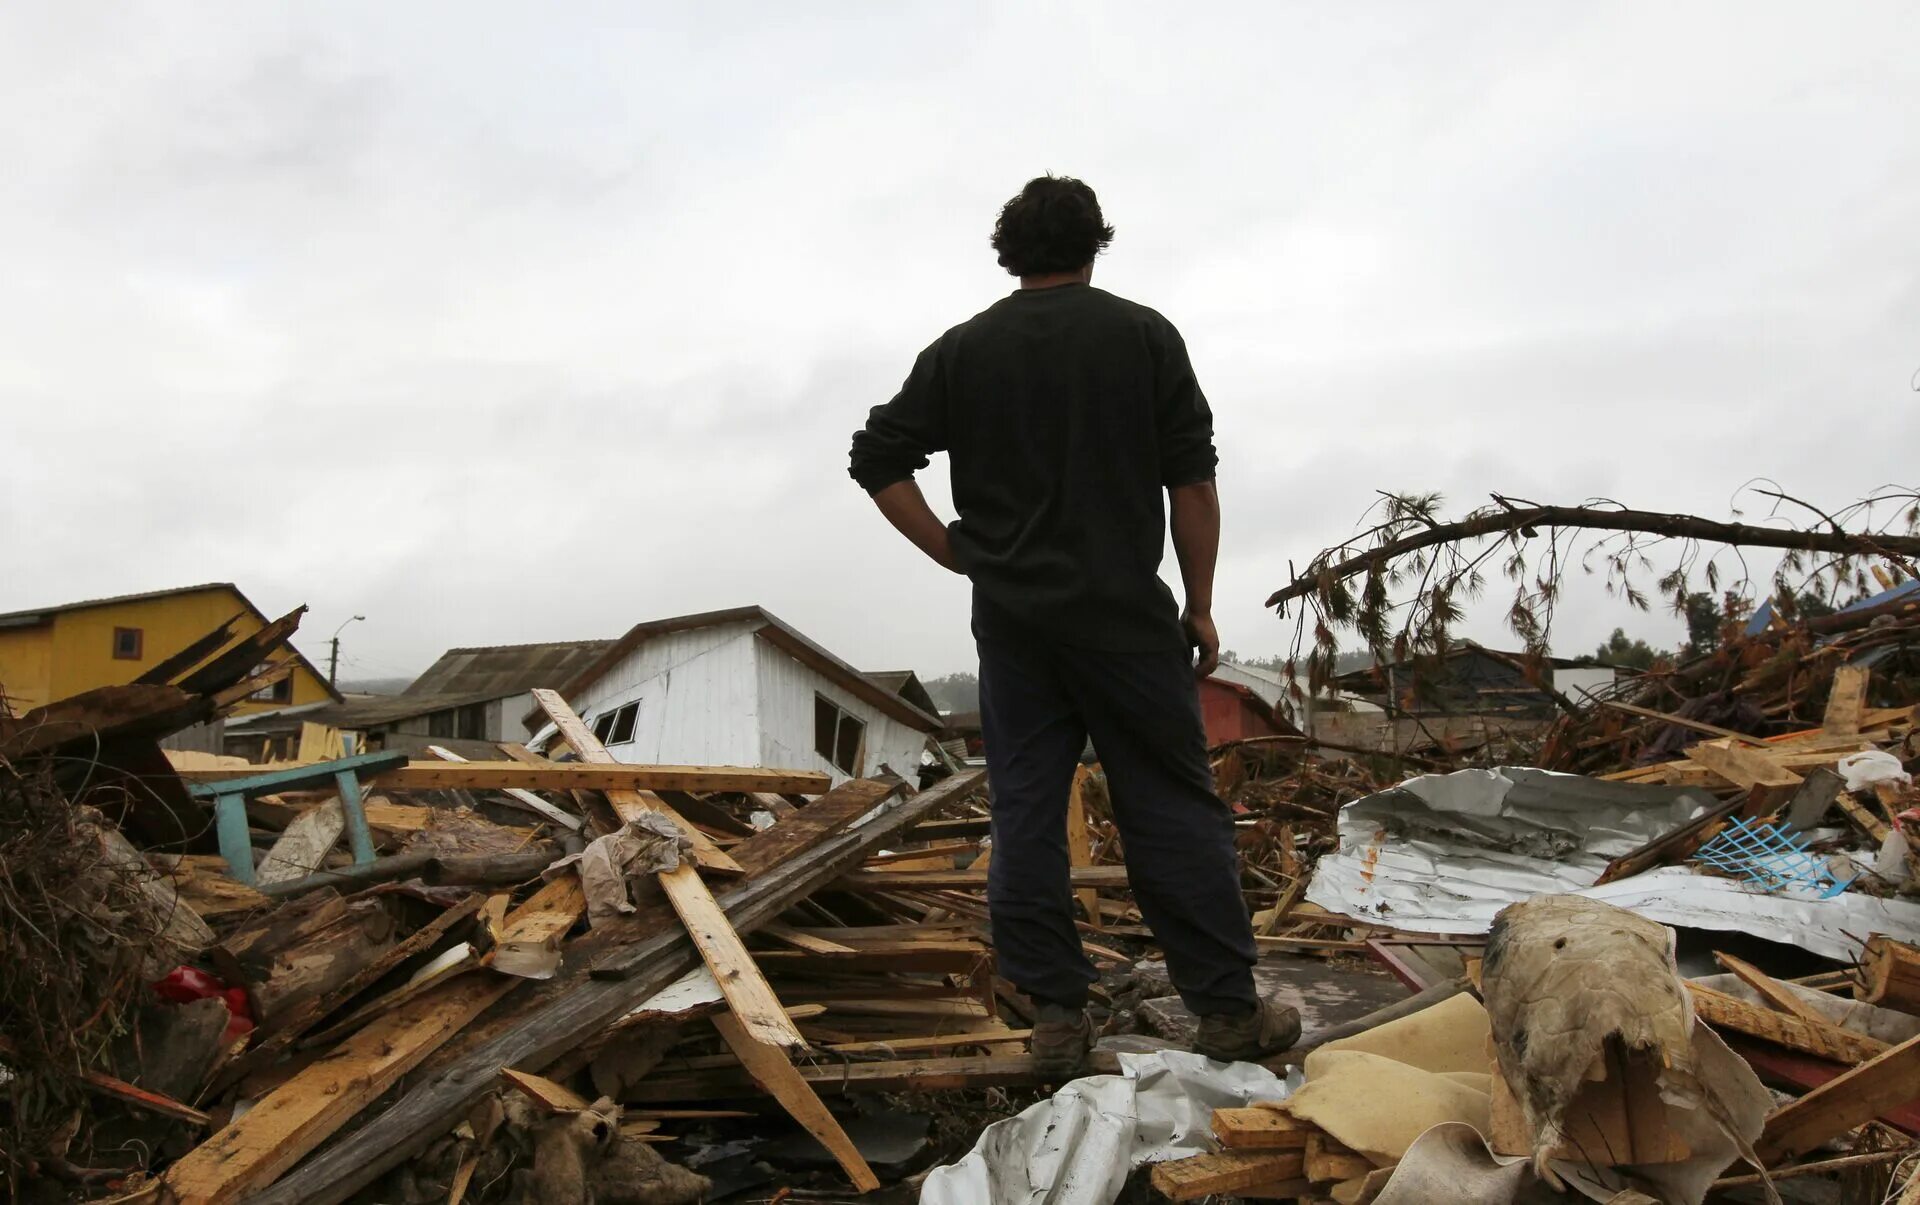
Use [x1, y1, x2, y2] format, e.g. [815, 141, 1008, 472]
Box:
[568, 622, 761, 767]
[753, 637, 927, 785]
[1554, 667, 1621, 706]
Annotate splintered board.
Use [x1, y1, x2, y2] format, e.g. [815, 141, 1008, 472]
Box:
[1150, 1151, 1307, 1200]
[1213, 1107, 1315, 1149]
[532, 688, 799, 1052]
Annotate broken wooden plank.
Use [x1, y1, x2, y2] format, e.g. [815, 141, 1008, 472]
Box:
[1066, 765, 1101, 930]
[1861, 936, 1920, 1013]
[1714, 952, 1833, 1027]
[164, 877, 585, 1205]
[1686, 739, 1802, 785]
[836, 866, 1129, 891]
[1598, 700, 1771, 746]
[176, 759, 832, 796]
[822, 1029, 1029, 1055]
[215, 893, 486, 1091]
[1823, 665, 1870, 736]
[712, 1012, 878, 1191]
[531, 689, 744, 875]
[246, 771, 975, 1205]
[1213, 1107, 1315, 1150]
[254, 799, 344, 885]
[1150, 1150, 1307, 1200]
[626, 1050, 1121, 1102]
[499, 1067, 590, 1113]
[1687, 983, 1887, 1065]
[1756, 1030, 1920, 1161]
[425, 745, 582, 831]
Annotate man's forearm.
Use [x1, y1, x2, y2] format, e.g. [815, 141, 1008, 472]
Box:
[1169, 480, 1219, 613]
[870, 480, 962, 574]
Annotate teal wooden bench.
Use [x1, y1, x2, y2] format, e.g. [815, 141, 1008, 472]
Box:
[184, 750, 409, 885]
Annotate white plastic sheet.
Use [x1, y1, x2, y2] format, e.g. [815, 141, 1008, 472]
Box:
[1306, 767, 1920, 960]
[919, 1050, 1295, 1205]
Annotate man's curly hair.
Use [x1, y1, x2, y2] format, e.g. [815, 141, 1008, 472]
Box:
[990, 175, 1115, 277]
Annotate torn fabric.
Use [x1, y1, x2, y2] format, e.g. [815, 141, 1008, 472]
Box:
[545, 813, 692, 925]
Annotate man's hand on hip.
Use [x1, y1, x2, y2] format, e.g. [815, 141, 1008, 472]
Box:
[1183, 609, 1220, 677]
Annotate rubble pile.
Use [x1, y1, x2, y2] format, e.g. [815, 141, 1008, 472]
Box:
[4, 573, 1920, 1205]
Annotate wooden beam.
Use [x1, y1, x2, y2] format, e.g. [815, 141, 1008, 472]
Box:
[1598, 700, 1771, 746]
[245, 771, 977, 1205]
[836, 866, 1129, 891]
[214, 893, 486, 1092]
[624, 1051, 1120, 1102]
[541, 688, 801, 1052]
[1756, 1031, 1920, 1162]
[530, 689, 744, 875]
[425, 746, 582, 830]
[1823, 665, 1870, 736]
[1861, 936, 1920, 1013]
[499, 1067, 590, 1113]
[1684, 741, 1803, 791]
[163, 878, 585, 1205]
[1149, 1151, 1307, 1201]
[712, 1012, 878, 1191]
[1066, 766, 1102, 930]
[1687, 984, 1887, 1065]
[1212, 1107, 1314, 1150]
[177, 759, 830, 797]
[1714, 952, 1834, 1027]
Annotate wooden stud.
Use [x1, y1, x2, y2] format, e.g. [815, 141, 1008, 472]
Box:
[1714, 952, 1833, 1027]
[178, 759, 833, 797]
[163, 878, 585, 1205]
[1860, 936, 1920, 1012]
[533, 689, 801, 1050]
[1066, 766, 1102, 930]
[499, 1067, 590, 1113]
[1212, 1107, 1315, 1150]
[1823, 665, 1870, 736]
[1687, 983, 1886, 1066]
[1756, 1031, 1920, 1162]
[711, 1012, 878, 1192]
[1150, 1151, 1307, 1200]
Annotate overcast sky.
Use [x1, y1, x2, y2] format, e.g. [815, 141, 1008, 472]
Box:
[3, 3, 1916, 685]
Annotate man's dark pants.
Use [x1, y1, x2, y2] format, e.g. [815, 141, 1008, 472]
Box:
[977, 631, 1259, 1016]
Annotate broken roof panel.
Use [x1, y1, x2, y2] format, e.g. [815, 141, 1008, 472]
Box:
[403, 639, 617, 699]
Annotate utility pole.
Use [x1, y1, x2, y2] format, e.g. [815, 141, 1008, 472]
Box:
[328, 615, 366, 688]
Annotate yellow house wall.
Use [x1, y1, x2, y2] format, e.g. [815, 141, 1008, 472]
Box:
[0, 626, 56, 713]
[23, 587, 332, 714]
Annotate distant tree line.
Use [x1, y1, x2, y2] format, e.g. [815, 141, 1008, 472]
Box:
[1593, 588, 1836, 670]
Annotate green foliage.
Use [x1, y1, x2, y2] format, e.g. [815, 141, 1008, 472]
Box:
[921, 671, 979, 713]
[1593, 628, 1665, 670]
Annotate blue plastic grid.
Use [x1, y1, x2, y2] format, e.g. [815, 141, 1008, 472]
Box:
[1691, 817, 1856, 898]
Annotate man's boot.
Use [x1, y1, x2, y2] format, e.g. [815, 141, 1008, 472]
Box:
[1192, 998, 1302, 1063]
[1030, 1001, 1094, 1078]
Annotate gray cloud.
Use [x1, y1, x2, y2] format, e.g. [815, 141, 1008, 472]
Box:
[2, 2, 1916, 684]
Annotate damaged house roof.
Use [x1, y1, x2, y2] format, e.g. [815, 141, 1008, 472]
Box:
[534, 605, 943, 734]
[403, 639, 618, 699]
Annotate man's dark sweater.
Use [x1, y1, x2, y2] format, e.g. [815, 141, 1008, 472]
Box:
[848, 282, 1216, 652]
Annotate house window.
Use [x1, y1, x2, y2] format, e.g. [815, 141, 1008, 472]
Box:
[429, 709, 455, 738]
[456, 702, 487, 741]
[249, 663, 294, 704]
[112, 627, 143, 660]
[814, 694, 865, 775]
[592, 701, 640, 747]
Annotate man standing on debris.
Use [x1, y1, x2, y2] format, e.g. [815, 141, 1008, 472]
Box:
[848, 175, 1299, 1074]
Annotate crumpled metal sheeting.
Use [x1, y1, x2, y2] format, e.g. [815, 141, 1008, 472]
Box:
[1306, 767, 1920, 961]
[918, 1051, 1296, 1205]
